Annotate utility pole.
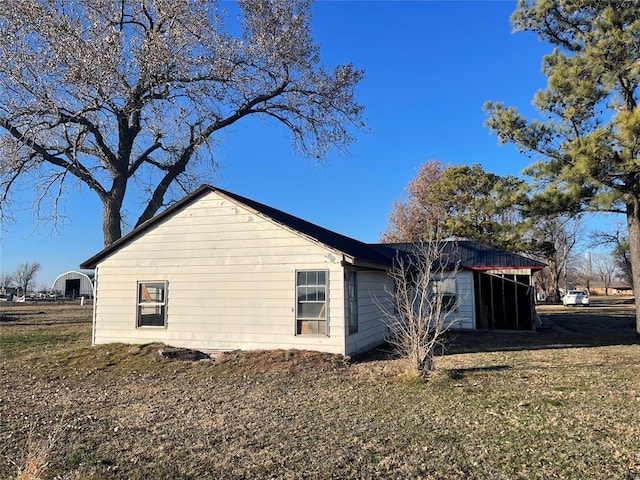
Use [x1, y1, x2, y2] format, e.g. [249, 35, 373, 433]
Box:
[585, 251, 592, 291]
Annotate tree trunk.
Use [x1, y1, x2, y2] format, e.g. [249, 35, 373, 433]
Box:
[627, 199, 640, 336]
[103, 200, 123, 247]
[418, 354, 435, 377]
[102, 178, 127, 247]
[134, 150, 192, 229]
[552, 286, 562, 304]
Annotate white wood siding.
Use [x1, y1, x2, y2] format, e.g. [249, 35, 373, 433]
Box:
[345, 270, 393, 356]
[449, 270, 475, 330]
[92, 191, 349, 354]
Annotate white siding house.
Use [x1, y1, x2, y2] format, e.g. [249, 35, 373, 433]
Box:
[81, 186, 545, 356]
[81, 187, 395, 356]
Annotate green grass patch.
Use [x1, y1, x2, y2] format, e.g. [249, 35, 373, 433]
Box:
[0, 327, 88, 360]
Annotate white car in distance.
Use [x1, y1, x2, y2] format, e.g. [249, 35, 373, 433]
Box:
[562, 290, 590, 306]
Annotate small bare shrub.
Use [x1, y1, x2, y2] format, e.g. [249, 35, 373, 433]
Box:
[15, 413, 67, 480]
[376, 239, 462, 377]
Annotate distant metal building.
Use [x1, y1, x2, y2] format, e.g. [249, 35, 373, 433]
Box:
[51, 271, 95, 298]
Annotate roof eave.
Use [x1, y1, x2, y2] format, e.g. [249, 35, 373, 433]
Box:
[470, 265, 546, 272]
[342, 257, 391, 271]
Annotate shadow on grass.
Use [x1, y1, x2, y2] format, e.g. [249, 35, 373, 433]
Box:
[445, 304, 638, 355]
[447, 365, 512, 380]
[355, 304, 638, 363]
[351, 305, 640, 364]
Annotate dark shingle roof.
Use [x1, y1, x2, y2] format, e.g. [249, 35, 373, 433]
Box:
[80, 185, 545, 272]
[372, 241, 545, 271]
[80, 185, 392, 269]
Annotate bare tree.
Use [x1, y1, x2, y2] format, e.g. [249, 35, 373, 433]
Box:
[0, 0, 364, 246]
[590, 224, 633, 286]
[13, 262, 41, 295]
[592, 253, 619, 296]
[375, 239, 461, 377]
[530, 215, 583, 303]
[381, 160, 447, 242]
[566, 250, 593, 291]
[0, 271, 12, 293]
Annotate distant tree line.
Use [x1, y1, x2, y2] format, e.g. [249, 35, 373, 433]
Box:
[383, 160, 633, 303]
[0, 262, 42, 296]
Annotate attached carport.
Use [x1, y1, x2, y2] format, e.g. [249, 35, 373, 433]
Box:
[375, 240, 547, 331]
[474, 270, 539, 330]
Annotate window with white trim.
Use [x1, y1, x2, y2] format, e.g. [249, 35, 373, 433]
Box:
[137, 282, 167, 327]
[296, 270, 328, 335]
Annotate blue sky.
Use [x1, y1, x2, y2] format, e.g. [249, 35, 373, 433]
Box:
[0, 0, 618, 288]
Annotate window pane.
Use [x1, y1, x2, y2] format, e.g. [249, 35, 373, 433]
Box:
[298, 302, 325, 319]
[297, 320, 326, 335]
[317, 321, 326, 335]
[139, 284, 149, 303]
[297, 270, 328, 287]
[298, 287, 324, 302]
[442, 294, 457, 311]
[139, 283, 165, 303]
[297, 289, 306, 302]
[139, 305, 163, 316]
[308, 287, 318, 302]
[138, 305, 165, 327]
[307, 321, 319, 335]
[297, 320, 307, 335]
[432, 278, 455, 294]
[441, 278, 456, 294]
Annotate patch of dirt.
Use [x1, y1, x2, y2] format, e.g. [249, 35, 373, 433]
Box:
[0, 303, 92, 326]
[213, 348, 349, 374]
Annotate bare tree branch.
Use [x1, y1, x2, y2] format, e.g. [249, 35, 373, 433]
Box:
[0, 0, 365, 246]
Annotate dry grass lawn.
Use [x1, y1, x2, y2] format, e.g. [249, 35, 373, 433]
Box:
[1, 300, 638, 479]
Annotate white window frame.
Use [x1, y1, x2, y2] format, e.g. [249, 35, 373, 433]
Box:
[295, 270, 329, 336]
[137, 281, 168, 328]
